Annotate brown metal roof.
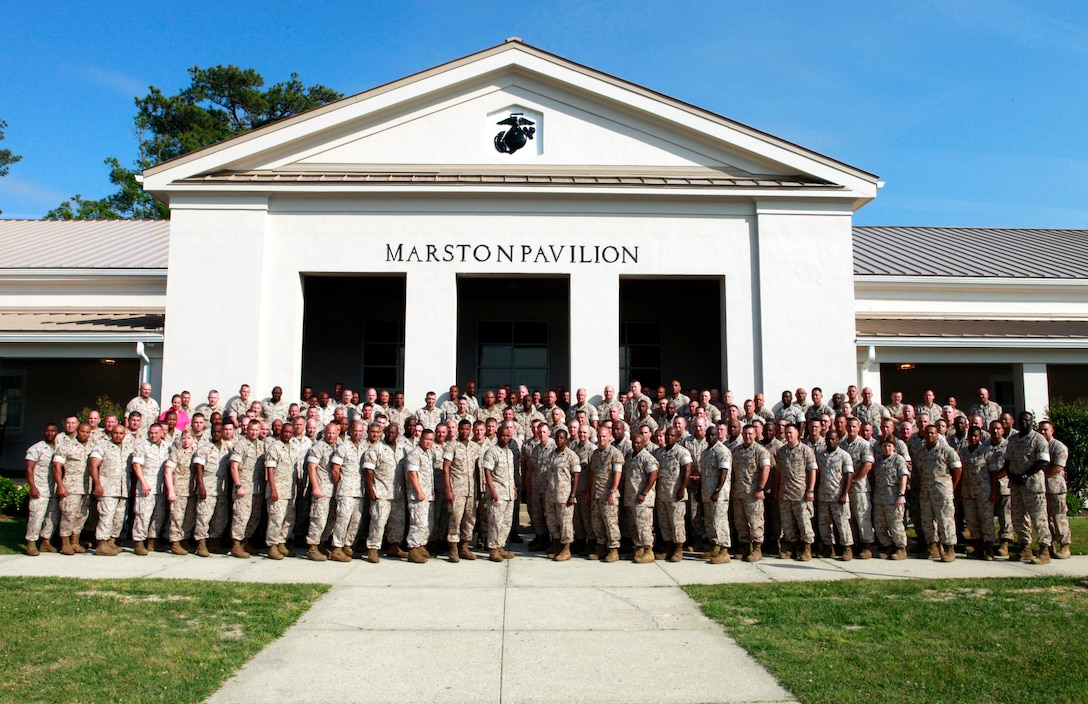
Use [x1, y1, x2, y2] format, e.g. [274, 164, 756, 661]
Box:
[0, 220, 169, 269]
[853, 226, 1088, 278]
[0, 311, 165, 334]
[176, 170, 836, 189]
[857, 318, 1088, 339]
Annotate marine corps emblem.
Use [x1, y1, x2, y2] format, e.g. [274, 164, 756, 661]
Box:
[494, 113, 536, 154]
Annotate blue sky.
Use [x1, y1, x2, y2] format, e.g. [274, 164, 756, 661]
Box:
[2, 1, 1086, 225]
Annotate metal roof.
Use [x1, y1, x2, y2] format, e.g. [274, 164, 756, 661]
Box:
[857, 318, 1088, 339]
[0, 220, 169, 269]
[853, 226, 1088, 279]
[177, 170, 836, 189]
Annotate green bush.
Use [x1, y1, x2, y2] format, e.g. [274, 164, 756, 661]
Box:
[77, 394, 125, 424]
[0, 477, 29, 517]
[1047, 398, 1088, 514]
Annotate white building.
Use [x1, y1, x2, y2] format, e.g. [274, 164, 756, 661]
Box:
[1, 40, 1086, 468]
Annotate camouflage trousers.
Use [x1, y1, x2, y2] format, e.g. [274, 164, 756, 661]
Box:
[994, 494, 1013, 540]
[1010, 487, 1050, 547]
[656, 500, 686, 544]
[305, 495, 335, 546]
[704, 499, 731, 548]
[573, 500, 593, 542]
[873, 502, 907, 548]
[476, 495, 489, 545]
[731, 497, 764, 544]
[406, 499, 431, 548]
[133, 492, 169, 541]
[919, 483, 956, 545]
[294, 491, 311, 541]
[168, 496, 197, 541]
[962, 494, 997, 543]
[96, 496, 127, 540]
[430, 494, 449, 542]
[25, 493, 58, 541]
[487, 499, 513, 549]
[367, 497, 406, 549]
[388, 496, 406, 544]
[1047, 493, 1071, 547]
[194, 494, 228, 541]
[630, 502, 655, 548]
[545, 501, 575, 544]
[779, 499, 814, 544]
[231, 491, 263, 541]
[849, 486, 875, 543]
[591, 501, 621, 549]
[817, 501, 853, 547]
[332, 495, 363, 549]
[528, 480, 547, 537]
[266, 497, 295, 546]
[764, 495, 782, 549]
[687, 492, 707, 539]
[59, 494, 90, 538]
[447, 493, 476, 544]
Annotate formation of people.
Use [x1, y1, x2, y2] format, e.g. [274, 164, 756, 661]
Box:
[22, 378, 1074, 566]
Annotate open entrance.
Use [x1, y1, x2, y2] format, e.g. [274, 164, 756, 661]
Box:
[619, 277, 723, 392]
[879, 363, 1016, 415]
[456, 276, 569, 393]
[301, 275, 406, 393]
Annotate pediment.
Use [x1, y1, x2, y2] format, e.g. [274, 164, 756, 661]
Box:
[144, 41, 877, 198]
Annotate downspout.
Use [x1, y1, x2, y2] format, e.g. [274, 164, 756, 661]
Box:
[859, 344, 876, 384]
[136, 341, 151, 384]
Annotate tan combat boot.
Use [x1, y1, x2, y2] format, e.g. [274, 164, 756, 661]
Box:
[667, 542, 683, 562]
[709, 548, 731, 564]
[70, 536, 86, 554]
[499, 548, 516, 559]
[996, 539, 1009, 557]
[633, 546, 655, 564]
[307, 544, 327, 561]
[940, 544, 955, 562]
[603, 548, 619, 563]
[702, 544, 721, 559]
[39, 537, 57, 553]
[341, 545, 354, 559]
[409, 547, 428, 564]
[329, 546, 351, 562]
[1019, 545, 1034, 562]
[982, 542, 994, 561]
[927, 543, 940, 559]
[798, 543, 812, 561]
[547, 539, 560, 559]
[26, 540, 40, 557]
[60, 535, 74, 555]
[366, 548, 380, 563]
[779, 542, 794, 560]
[489, 548, 504, 563]
[554, 543, 572, 562]
[891, 546, 908, 560]
[387, 545, 409, 559]
[97, 539, 118, 556]
[267, 544, 284, 560]
[838, 545, 853, 562]
[134, 540, 148, 556]
[1056, 545, 1072, 559]
[1032, 545, 1051, 565]
[195, 539, 211, 557]
[587, 546, 601, 560]
[171, 541, 189, 556]
[448, 543, 460, 563]
[858, 542, 872, 560]
[230, 539, 251, 559]
[458, 543, 476, 560]
[146, 538, 157, 553]
[745, 542, 763, 562]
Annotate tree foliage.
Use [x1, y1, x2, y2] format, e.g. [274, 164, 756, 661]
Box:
[1046, 397, 1088, 513]
[0, 119, 21, 178]
[46, 66, 342, 220]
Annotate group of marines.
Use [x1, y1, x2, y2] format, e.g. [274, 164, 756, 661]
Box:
[22, 378, 1073, 566]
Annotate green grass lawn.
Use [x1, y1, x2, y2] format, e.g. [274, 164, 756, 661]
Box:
[0, 576, 328, 703]
[687, 576, 1088, 704]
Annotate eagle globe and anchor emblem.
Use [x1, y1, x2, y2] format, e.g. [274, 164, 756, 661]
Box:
[494, 112, 536, 154]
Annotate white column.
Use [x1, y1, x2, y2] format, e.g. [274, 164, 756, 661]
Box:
[569, 271, 619, 406]
[1014, 363, 1050, 419]
[403, 270, 458, 407]
[858, 345, 883, 403]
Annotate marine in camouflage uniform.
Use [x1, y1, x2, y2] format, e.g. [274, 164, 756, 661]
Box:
[957, 427, 996, 556]
[192, 423, 234, 552]
[482, 423, 517, 560]
[304, 424, 341, 559]
[653, 428, 693, 562]
[364, 424, 403, 560]
[773, 425, 817, 560]
[405, 432, 436, 562]
[543, 429, 581, 559]
[443, 420, 481, 561]
[329, 422, 369, 561]
[815, 430, 854, 559]
[699, 425, 733, 563]
[264, 424, 302, 559]
[87, 424, 133, 555]
[731, 425, 772, 561]
[570, 425, 596, 552]
[228, 420, 268, 555]
[24, 424, 60, 554]
[131, 424, 172, 552]
[870, 436, 909, 558]
[680, 418, 710, 549]
[841, 420, 876, 557]
[53, 423, 96, 554]
[1040, 422, 1071, 558]
[623, 433, 659, 563]
[165, 432, 198, 552]
[917, 425, 963, 561]
[588, 425, 626, 560]
[1003, 412, 1052, 563]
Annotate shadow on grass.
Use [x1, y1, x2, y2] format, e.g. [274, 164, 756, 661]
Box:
[0, 515, 27, 555]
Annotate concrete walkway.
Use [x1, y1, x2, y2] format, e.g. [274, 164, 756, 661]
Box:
[2, 547, 1086, 704]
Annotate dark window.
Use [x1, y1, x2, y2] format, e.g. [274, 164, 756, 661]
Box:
[477, 321, 548, 390]
[362, 320, 404, 392]
[620, 321, 662, 390]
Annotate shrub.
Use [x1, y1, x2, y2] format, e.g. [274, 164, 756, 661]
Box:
[1047, 398, 1088, 514]
[0, 477, 30, 517]
[77, 394, 125, 424]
